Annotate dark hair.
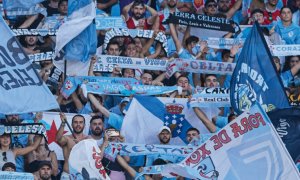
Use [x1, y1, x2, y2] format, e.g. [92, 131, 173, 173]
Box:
[152, 158, 167, 166]
[121, 68, 136, 76]
[228, 113, 236, 122]
[58, 0, 67, 7]
[132, 0, 145, 8]
[280, 6, 292, 14]
[93, 94, 103, 104]
[251, 8, 264, 16]
[185, 36, 199, 46]
[186, 127, 200, 135]
[90, 116, 104, 124]
[107, 41, 120, 51]
[205, 0, 217, 7]
[282, 55, 300, 72]
[72, 114, 85, 124]
[221, 49, 230, 59]
[2, 162, 16, 171]
[177, 75, 189, 83]
[205, 74, 217, 80]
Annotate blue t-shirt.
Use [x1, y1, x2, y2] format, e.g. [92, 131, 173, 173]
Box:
[107, 113, 124, 130]
[275, 21, 300, 44]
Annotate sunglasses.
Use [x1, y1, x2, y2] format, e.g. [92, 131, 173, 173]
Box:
[268, 12, 273, 21]
[290, 60, 299, 63]
[207, 4, 217, 8]
[2, 152, 7, 162]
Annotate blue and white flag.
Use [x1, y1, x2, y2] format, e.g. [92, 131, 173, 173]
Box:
[230, 22, 290, 114]
[161, 104, 300, 179]
[121, 96, 220, 145]
[54, 0, 96, 75]
[3, 0, 44, 9]
[3, 0, 46, 16]
[0, 16, 59, 114]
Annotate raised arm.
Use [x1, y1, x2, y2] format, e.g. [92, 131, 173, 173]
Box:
[193, 107, 217, 133]
[56, 113, 69, 146]
[13, 135, 42, 156]
[226, 0, 242, 19]
[97, 0, 118, 10]
[122, 2, 134, 21]
[169, 23, 183, 53]
[116, 155, 137, 178]
[88, 93, 110, 118]
[88, 56, 97, 76]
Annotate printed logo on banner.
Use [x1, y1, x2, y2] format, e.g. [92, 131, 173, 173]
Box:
[188, 156, 219, 179]
[129, 29, 138, 38]
[164, 100, 188, 137]
[234, 82, 275, 113]
[64, 80, 73, 90]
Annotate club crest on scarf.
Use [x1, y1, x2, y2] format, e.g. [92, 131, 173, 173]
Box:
[164, 100, 188, 137]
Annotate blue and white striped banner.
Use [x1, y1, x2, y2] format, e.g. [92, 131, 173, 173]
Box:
[269, 44, 300, 56]
[94, 55, 168, 72]
[95, 17, 126, 30]
[104, 28, 168, 53]
[166, 58, 235, 78]
[5, 4, 47, 16]
[12, 28, 57, 36]
[82, 82, 181, 96]
[104, 143, 196, 161]
[199, 37, 245, 49]
[61, 76, 140, 98]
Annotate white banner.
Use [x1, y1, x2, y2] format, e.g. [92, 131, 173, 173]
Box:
[69, 139, 110, 180]
[103, 28, 168, 53]
[269, 44, 300, 56]
[12, 28, 57, 36]
[161, 104, 300, 179]
[94, 55, 168, 72]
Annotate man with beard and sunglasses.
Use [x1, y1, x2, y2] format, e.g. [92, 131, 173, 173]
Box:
[56, 113, 88, 179]
[122, 0, 159, 30]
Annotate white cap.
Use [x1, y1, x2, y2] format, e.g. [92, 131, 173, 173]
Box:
[158, 126, 171, 134]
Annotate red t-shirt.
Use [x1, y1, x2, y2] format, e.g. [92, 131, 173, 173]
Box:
[263, 9, 281, 25]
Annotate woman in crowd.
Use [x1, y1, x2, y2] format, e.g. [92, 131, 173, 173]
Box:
[0, 133, 42, 170]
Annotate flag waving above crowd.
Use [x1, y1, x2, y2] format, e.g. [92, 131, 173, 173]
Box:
[230, 22, 290, 114]
[0, 16, 59, 114]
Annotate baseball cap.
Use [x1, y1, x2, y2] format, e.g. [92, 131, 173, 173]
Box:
[120, 97, 130, 104]
[39, 161, 52, 169]
[158, 126, 171, 134]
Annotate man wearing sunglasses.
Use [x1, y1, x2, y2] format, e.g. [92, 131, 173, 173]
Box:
[204, 0, 242, 19]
